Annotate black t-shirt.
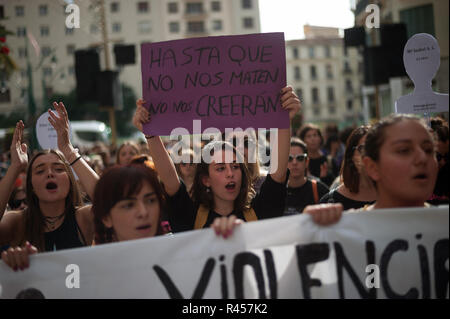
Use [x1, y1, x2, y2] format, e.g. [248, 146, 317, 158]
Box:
[308, 156, 335, 187]
[284, 179, 329, 215]
[319, 189, 375, 211]
[167, 173, 289, 232]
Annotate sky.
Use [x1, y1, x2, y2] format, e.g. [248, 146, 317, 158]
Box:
[258, 0, 355, 40]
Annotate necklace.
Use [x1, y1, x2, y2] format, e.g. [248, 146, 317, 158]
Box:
[44, 211, 66, 230]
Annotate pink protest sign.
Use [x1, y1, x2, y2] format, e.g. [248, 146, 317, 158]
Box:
[140, 32, 287, 136]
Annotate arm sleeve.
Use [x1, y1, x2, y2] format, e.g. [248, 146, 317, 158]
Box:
[166, 181, 196, 232]
[252, 170, 289, 220]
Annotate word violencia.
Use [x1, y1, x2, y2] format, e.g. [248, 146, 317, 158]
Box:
[153, 238, 449, 299]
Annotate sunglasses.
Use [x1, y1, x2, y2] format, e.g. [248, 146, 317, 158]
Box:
[288, 154, 307, 162]
[353, 144, 365, 153]
[11, 198, 27, 209]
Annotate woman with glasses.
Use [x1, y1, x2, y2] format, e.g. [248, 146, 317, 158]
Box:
[284, 137, 329, 215]
[319, 126, 377, 210]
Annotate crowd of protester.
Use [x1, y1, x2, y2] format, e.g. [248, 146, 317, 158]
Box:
[0, 89, 448, 273]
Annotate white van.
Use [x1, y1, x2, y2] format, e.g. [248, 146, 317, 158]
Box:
[70, 121, 111, 150]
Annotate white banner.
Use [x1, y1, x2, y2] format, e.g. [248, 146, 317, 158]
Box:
[0, 206, 448, 299]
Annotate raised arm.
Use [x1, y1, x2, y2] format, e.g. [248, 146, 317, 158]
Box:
[270, 86, 301, 183]
[0, 121, 27, 220]
[132, 99, 181, 196]
[48, 102, 99, 200]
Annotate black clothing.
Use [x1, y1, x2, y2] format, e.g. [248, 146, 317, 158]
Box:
[308, 156, 335, 187]
[319, 189, 375, 211]
[284, 179, 329, 215]
[429, 162, 449, 205]
[44, 209, 86, 252]
[167, 173, 288, 232]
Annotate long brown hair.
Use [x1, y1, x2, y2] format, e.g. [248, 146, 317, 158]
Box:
[21, 149, 82, 251]
[340, 125, 370, 193]
[92, 164, 166, 244]
[191, 141, 254, 213]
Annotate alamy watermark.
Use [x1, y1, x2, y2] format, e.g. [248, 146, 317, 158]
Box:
[168, 120, 279, 174]
[365, 4, 380, 29]
[65, 4, 80, 29]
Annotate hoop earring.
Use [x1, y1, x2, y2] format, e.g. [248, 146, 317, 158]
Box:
[206, 186, 211, 193]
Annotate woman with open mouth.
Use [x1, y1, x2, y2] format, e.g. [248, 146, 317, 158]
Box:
[132, 86, 303, 233]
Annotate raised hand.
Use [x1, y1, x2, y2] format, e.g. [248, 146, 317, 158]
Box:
[304, 203, 343, 226]
[48, 102, 77, 161]
[132, 99, 150, 132]
[280, 86, 301, 120]
[211, 215, 244, 239]
[10, 120, 28, 171]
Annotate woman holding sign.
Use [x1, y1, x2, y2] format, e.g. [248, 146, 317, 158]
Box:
[132, 86, 336, 233]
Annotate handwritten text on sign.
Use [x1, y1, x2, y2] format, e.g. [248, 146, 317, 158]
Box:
[140, 33, 287, 136]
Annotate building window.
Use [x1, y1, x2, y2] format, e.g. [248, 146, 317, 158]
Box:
[42, 46, 51, 57]
[168, 2, 178, 13]
[296, 88, 303, 102]
[243, 17, 254, 29]
[67, 45, 76, 55]
[15, 6, 24, 17]
[344, 61, 351, 74]
[19, 47, 28, 58]
[111, 2, 120, 13]
[68, 66, 75, 76]
[242, 0, 252, 9]
[186, 3, 203, 14]
[324, 45, 331, 58]
[212, 20, 222, 31]
[308, 46, 315, 58]
[138, 21, 152, 34]
[112, 22, 121, 33]
[294, 66, 301, 81]
[40, 25, 50, 37]
[169, 22, 180, 33]
[327, 87, 335, 102]
[310, 65, 317, 80]
[17, 27, 27, 37]
[137, 2, 149, 13]
[328, 106, 336, 114]
[326, 64, 333, 79]
[211, 1, 221, 12]
[293, 47, 299, 59]
[312, 87, 319, 104]
[347, 100, 353, 111]
[43, 67, 52, 77]
[187, 21, 205, 33]
[39, 5, 48, 16]
[346, 80, 353, 93]
[65, 27, 74, 35]
[313, 107, 321, 116]
[0, 6, 4, 19]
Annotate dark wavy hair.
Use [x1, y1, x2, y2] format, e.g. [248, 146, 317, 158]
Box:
[340, 125, 370, 193]
[92, 164, 166, 244]
[22, 149, 82, 251]
[191, 141, 254, 213]
[298, 123, 324, 146]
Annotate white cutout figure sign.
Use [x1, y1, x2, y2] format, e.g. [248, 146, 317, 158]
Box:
[36, 111, 72, 150]
[395, 33, 449, 114]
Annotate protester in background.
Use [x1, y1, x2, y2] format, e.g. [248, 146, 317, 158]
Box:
[324, 134, 342, 178]
[284, 137, 329, 215]
[172, 148, 196, 198]
[133, 86, 301, 232]
[320, 125, 377, 210]
[428, 117, 449, 205]
[90, 142, 112, 169]
[116, 141, 139, 166]
[7, 186, 27, 211]
[298, 123, 335, 187]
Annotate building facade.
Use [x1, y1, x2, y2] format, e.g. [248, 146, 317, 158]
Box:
[352, 0, 449, 121]
[0, 0, 261, 114]
[286, 27, 363, 128]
